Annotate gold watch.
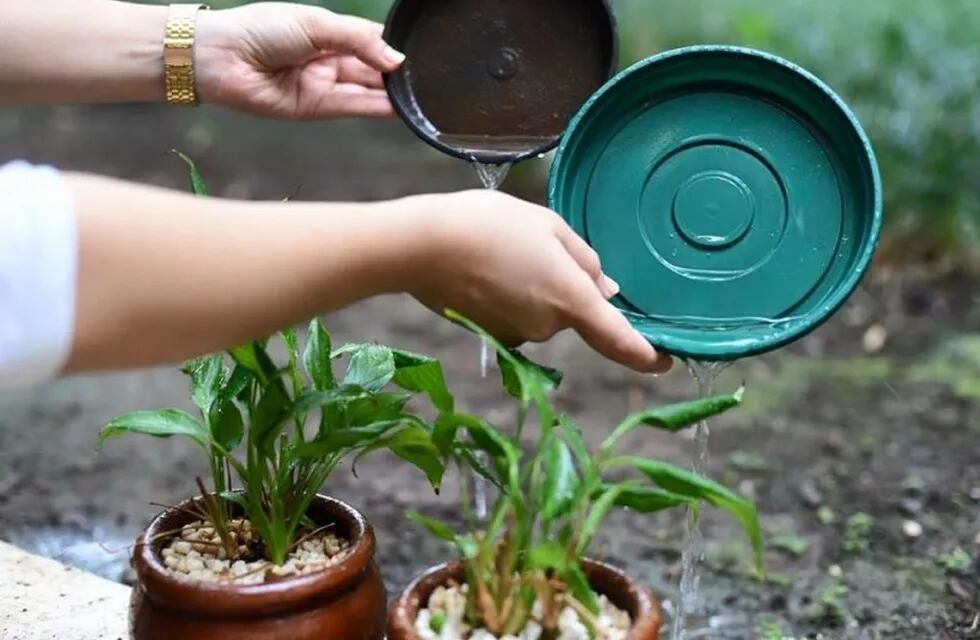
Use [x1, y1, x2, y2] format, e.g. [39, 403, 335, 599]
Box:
[164, 4, 208, 106]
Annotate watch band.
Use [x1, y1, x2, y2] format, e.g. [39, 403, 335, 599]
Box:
[164, 4, 208, 106]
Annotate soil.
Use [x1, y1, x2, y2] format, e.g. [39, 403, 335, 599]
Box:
[1, 104, 979, 639]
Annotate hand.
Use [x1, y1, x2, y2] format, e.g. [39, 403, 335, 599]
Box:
[407, 190, 673, 374]
[195, 3, 404, 120]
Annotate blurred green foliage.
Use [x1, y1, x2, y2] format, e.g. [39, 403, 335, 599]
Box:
[146, 0, 980, 269]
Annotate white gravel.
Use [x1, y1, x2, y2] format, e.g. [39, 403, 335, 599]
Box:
[415, 582, 631, 640]
[158, 518, 349, 584]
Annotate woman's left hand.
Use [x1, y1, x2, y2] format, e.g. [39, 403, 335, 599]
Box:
[195, 2, 405, 120]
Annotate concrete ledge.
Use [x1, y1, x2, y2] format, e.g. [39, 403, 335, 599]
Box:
[0, 541, 130, 640]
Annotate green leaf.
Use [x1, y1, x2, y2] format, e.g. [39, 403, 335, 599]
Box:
[292, 385, 367, 417]
[444, 310, 560, 407]
[459, 449, 504, 492]
[208, 400, 244, 451]
[294, 420, 403, 459]
[564, 561, 599, 614]
[407, 512, 478, 560]
[602, 388, 744, 452]
[280, 328, 304, 395]
[557, 415, 591, 468]
[215, 366, 252, 409]
[100, 409, 208, 449]
[406, 511, 457, 541]
[600, 484, 694, 513]
[354, 422, 445, 492]
[344, 345, 396, 392]
[251, 382, 293, 453]
[433, 413, 462, 457]
[435, 413, 520, 493]
[303, 319, 335, 391]
[229, 344, 261, 374]
[575, 484, 627, 556]
[454, 534, 479, 560]
[527, 540, 569, 572]
[541, 437, 578, 520]
[391, 349, 454, 413]
[218, 491, 247, 510]
[173, 150, 208, 196]
[344, 392, 410, 428]
[229, 341, 279, 385]
[620, 457, 763, 573]
[182, 355, 225, 415]
[498, 349, 563, 401]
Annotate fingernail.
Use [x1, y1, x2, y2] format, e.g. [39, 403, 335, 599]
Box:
[648, 355, 674, 375]
[601, 274, 621, 298]
[383, 45, 406, 66]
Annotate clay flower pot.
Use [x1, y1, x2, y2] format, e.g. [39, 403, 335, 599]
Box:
[388, 559, 662, 640]
[130, 494, 386, 640]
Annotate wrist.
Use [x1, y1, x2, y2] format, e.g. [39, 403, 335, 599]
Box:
[368, 194, 451, 297]
[121, 3, 172, 103]
[192, 9, 233, 106]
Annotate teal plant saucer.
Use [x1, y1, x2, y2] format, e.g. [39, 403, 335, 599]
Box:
[549, 46, 883, 361]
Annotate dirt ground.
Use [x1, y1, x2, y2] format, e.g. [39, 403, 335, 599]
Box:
[1, 105, 978, 639]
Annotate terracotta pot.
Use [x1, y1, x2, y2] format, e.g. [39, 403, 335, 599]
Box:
[130, 494, 386, 640]
[387, 559, 662, 640]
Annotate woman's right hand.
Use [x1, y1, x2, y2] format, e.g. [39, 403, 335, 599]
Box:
[403, 190, 673, 374]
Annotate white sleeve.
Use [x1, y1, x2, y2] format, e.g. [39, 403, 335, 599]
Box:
[0, 161, 78, 389]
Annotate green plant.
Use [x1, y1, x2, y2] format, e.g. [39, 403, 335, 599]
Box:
[770, 531, 809, 558]
[810, 582, 849, 624]
[410, 313, 762, 637]
[842, 512, 875, 554]
[102, 326, 451, 565]
[938, 547, 973, 573]
[757, 619, 793, 640]
[100, 157, 450, 565]
[817, 506, 836, 526]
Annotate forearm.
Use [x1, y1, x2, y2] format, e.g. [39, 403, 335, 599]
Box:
[66, 174, 430, 372]
[0, 0, 167, 105]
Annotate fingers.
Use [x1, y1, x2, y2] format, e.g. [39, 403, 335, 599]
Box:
[337, 56, 386, 88]
[554, 219, 619, 298]
[301, 85, 394, 118]
[568, 282, 673, 374]
[307, 12, 405, 73]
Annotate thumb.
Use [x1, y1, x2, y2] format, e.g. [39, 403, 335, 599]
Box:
[569, 286, 673, 374]
[307, 12, 406, 72]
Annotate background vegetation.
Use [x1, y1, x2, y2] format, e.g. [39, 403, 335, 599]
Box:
[151, 0, 980, 272]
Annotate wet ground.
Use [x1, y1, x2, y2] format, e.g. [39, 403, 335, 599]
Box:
[1, 105, 978, 639]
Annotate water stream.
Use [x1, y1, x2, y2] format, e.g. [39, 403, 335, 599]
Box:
[474, 161, 512, 191]
[671, 360, 732, 640]
[471, 160, 512, 521]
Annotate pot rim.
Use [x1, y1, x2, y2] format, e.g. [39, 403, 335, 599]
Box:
[134, 493, 376, 618]
[388, 559, 662, 640]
